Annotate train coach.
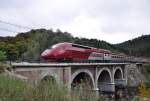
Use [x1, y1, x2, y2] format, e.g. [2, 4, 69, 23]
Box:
[41, 42, 146, 63]
[41, 42, 112, 62]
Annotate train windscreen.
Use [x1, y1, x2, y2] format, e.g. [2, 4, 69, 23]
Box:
[72, 44, 91, 49]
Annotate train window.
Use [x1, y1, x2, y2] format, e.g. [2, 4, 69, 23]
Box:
[72, 44, 91, 49]
[104, 53, 109, 56]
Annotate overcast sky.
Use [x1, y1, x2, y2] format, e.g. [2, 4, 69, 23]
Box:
[0, 0, 150, 44]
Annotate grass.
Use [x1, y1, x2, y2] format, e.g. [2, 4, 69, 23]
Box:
[0, 63, 8, 73]
[1, 74, 148, 101]
[0, 74, 105, 101]
[0, 62, 106, 101]
[0, 74, 26, 101]
[0, 74, 71, 101]
[1, 71, 149, 101]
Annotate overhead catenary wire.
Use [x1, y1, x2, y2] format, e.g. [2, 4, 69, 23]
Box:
[0, 20, 33, 30]
[0, 19, 35, 34]
[0, 27, 19, 33]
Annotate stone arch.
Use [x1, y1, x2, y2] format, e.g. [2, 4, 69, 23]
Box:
[97, 67, 112, 82]
[39, 71, 58, 83]
[97, 67, 112, 91]
[71, 69, 94, 89]
[41, 75, 56, 83]
[114, 67, 123, 79]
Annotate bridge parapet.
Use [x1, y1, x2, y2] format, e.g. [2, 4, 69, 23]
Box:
[12, 62, 130, 67]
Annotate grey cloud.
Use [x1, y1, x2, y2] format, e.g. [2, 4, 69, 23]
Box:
[0, 0, 150, 43]
[0, 0, 31, 9]
[79, 0, 150, 34]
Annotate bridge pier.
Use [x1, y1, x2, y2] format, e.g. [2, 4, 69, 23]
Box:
[98, 82, 115, 92]
[115, 79, 126, 86]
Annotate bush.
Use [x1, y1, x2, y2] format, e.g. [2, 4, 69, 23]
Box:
[0, 74, 97, 101]
[0, 74, 112, 101]
[0, 51, 6, 62]
[0, 74, 26, 101]
[138, 82, 150, 100]
[0, 63, 8, 73]
[0, 74, 70, 101]
[143, 64, 150, 81]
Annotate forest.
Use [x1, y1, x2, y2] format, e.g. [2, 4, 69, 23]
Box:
[115, 34, 150, 57]
[0, 28, 149, 62]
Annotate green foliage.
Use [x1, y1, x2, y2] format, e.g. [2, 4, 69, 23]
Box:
[0, 74, 146, 101]
[0, 63, 8, 73]
[143, 64, 150, 81]
[0, 74, 106, 101]
[138, 82, 150, 100]
[0, 74, 26, 101]
[115, 34, 150, 57]
[2, 29, 149, 62]
[0, 28, 121, 62]
[74, 37, 119, 52]
[0, 36, 27, 61]
[25, 81, 69, 101]
[0, 51, 6, 62]
[144, 64, 150, 73]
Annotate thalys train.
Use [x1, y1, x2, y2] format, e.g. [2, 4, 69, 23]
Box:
[41, 42, 146, 63]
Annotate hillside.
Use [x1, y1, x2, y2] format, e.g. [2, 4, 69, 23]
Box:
[115, 34, 150, 57]
[0, 29, 120, 62]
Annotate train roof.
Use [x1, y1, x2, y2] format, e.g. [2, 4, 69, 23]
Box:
[50, 42, 71, 49]
[52, 42, 111, 52]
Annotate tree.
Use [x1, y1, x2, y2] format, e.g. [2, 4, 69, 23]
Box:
[15, 41, 27, 60]
[5, 44, 19, 62]
[0, 51, 6, 62]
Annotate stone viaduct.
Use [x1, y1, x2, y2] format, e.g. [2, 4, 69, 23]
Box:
[11, 63, 143, 92]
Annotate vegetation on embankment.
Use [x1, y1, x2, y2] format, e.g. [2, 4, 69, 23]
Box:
[0, 29, 121, 62]
[136, 64, 150, 100]
[138, 82, 150, 100]
[1, 29, 150, 62]
[0, 62, 150, 101]
[0, 74, 108, 101]
[115, 34, 150, 57]
[0, 63, 10, 73]
[0, 73, 150, 101]
[143, 64, 150, 85]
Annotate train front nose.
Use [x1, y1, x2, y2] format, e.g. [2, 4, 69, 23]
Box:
[41, 49, 55, 59]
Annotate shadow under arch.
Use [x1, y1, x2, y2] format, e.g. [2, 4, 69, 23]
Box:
[71, 70, 94, 90]
[114, 67, 123, 79]
[114, 67, 124, 88]
[41, 75, 56, 84]
[97, 68, 112, 91]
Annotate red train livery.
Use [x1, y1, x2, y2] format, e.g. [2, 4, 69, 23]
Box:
[41, 42, 147, 63]
[41, 42, 111, 62]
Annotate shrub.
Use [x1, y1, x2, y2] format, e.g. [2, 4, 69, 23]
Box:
[0, 63, 9, 73]
[0, 51, 6, 62]
[0, 74, 111, 101]
[0, 74, 26, 101]
[138, 82, 150, 100]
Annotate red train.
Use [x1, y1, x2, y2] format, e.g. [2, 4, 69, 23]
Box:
[41, 42, 146, 63]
